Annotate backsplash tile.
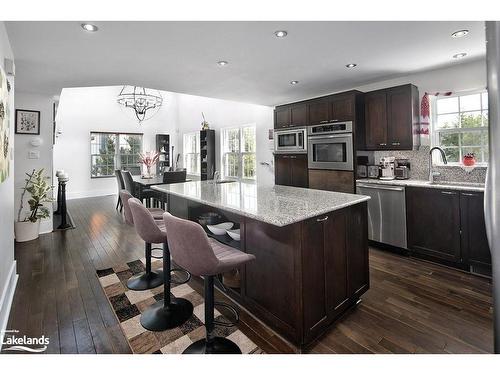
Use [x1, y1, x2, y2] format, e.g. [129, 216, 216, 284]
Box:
[358, 146, 487, 183]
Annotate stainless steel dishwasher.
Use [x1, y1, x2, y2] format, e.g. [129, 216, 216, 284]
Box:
[356, 182, 407, 249]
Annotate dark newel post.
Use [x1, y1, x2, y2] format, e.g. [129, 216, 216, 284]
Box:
[57, 178, 71, 229]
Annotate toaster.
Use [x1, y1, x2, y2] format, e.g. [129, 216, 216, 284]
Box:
[367, 165, 379, 179]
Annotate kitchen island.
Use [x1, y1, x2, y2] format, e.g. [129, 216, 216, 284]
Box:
[152, 181, 370, 351]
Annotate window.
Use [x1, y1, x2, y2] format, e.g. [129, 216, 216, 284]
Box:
[221, 125, 256, 180]
[90, 132, 143, 178]
[433, 91, 488, 164]
[183, 132, 200, 175]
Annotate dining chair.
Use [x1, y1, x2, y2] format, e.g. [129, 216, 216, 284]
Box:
[162, 170, 187, 184]
[115, 170, 126, 212]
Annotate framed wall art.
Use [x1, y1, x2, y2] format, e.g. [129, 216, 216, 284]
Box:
[0, 66, 11, 184]
[15, 109, 40, 135]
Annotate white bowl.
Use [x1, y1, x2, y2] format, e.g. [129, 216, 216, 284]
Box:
[207, 222, 233, 236]
[226, 228, 241, 241]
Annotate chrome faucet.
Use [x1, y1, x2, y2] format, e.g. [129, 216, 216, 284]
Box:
[212, 171, 220, 184]
[429, 146, 448, 183]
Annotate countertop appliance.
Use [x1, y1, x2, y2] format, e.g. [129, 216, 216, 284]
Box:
[357, 155, 369, 178]
[307, 121, 353, 170]
[379, 156, 395, 180]
[367, 165, 379, 178]
[357, 182, 407, 249]
[274, 127, 307, 154]
[395, 158, 411, 179]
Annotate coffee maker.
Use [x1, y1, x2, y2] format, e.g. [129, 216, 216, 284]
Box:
[379, 156, 396, 180]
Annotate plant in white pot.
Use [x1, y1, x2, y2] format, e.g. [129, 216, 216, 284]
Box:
[14, 168, 53, 242]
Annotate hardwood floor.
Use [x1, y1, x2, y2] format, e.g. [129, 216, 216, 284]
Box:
[4, 195, 493, 354]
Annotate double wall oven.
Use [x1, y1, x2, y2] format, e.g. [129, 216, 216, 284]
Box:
[307, 121, 353, 171]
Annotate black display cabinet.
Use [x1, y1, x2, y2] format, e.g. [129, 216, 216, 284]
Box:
[200, 129, 215, 180]
[155, 134, 170, 175]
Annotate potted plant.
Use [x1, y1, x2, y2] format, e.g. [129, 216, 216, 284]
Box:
[14, 168, 53, 242]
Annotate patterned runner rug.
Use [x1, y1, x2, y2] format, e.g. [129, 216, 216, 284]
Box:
[96, 258, 262, 354]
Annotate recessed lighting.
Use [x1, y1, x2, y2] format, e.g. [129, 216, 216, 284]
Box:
[274, 30, 288, 38]
[217, 60, 229, 66]
[81, 23, 98, 32]
[290, 80, 299, 85]
[453, 53, 467, 59]
[451, 29, 469, 38]
[346, 63, 357, 68]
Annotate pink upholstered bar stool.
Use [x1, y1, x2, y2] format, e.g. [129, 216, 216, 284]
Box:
[163, 212, 256, 354]
[120, 190, 165, 290]
[129, 198, 193, 331]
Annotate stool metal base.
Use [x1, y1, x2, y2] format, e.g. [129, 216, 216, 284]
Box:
[127, 270, 164, 291]
[183, 337, 241, 354]
[140, 298, 193, 331]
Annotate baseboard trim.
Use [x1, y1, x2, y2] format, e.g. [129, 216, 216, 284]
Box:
[0, 261, 18, 352]
[67, 190, 115, 200]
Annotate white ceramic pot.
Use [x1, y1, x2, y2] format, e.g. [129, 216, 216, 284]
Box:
[14, 220, 41, 242]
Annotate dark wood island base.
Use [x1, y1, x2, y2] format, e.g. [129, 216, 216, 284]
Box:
[167, 194, 369, 352]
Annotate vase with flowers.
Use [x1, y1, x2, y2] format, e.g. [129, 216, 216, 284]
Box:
[463, 152, 476, 167]
[139, 151, 159, 178]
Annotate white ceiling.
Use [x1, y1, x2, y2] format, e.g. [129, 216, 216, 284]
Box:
[5, 21, 486, 106]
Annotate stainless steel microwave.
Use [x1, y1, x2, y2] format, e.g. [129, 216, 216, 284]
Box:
[274, 127, 307, 154]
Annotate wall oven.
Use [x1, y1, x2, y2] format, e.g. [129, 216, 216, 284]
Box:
[274, 127, 307, 154]
[307, 121, 353, 171]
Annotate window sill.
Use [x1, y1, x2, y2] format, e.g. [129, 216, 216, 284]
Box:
[435, 164, 487, 169]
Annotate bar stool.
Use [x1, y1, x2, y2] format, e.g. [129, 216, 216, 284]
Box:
[120, 190, 165, 290]
[163, 212, 255, 354]
[129, 199, 194, 331]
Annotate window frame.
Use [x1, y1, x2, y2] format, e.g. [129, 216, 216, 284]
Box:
[183, 132, 201, 177]
[221, 125, 257, 181]
[431, 89, 489, 166]
[90, 131, 143, 179]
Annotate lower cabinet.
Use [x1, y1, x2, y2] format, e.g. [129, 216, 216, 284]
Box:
[301, 203, 369, 343]
[274, 154, 308, 188]
[406, 187, 491, 271]
[308, 169, 355, 193]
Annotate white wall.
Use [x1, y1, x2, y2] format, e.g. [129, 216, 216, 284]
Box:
[54, 87, 274, 199]
[54, 86, 179, 199]
[14, 92, 54, 234]
[0, 21, 17, 345]
[175, 93, 275, 185]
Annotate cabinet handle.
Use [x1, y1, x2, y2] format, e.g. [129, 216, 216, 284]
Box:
[379, 143, 387, 146]
[330, 119, 338, 122]
[392, 142, 401, 146]
[316, 216, 329, 222]
[290, 155, 297, 159]
[282, 155, 290, 158]
[319, 120, 329, 124]
[441, 191, 457, 195]
[461, 193, 477, 196]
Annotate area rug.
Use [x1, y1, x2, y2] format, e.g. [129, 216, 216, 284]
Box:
[96, 258, 262, 354]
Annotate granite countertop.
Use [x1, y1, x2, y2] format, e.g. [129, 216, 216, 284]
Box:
[152, 181, 370, 227]
[356, 178, 485, 192]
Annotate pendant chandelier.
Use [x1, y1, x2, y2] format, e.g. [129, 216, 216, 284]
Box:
[117, 86, 163, 123]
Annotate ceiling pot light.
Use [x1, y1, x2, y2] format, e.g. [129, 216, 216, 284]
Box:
[453, 53, 467, 59]
[81, 23, 98, 32]
[274, 30, 288, 38]
[217, 60, 229, 66]
[451, 29, 469, 38]
[290, 80, 299, 85]
[346, 63, 357, 68]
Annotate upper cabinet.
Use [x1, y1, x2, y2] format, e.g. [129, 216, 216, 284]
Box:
[274, 103, 308, 129]
[308, 94, 355, 125]
[363, 84, 419, 150]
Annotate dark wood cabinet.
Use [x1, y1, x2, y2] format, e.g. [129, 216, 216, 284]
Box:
[308, 169, 354, 193]
[460, 191, 492, 270]
[200, 129, 215, 180]
[363, 84, 419, 150]
[406, 187, 462, 264]
[275, 106, 291, 129]
[308, 99, 330, 125]
[301, 203, 368, 343]
[274, 154, 308, 188]
[274, 103, 307, 128]
[330, 94, 354, 122]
